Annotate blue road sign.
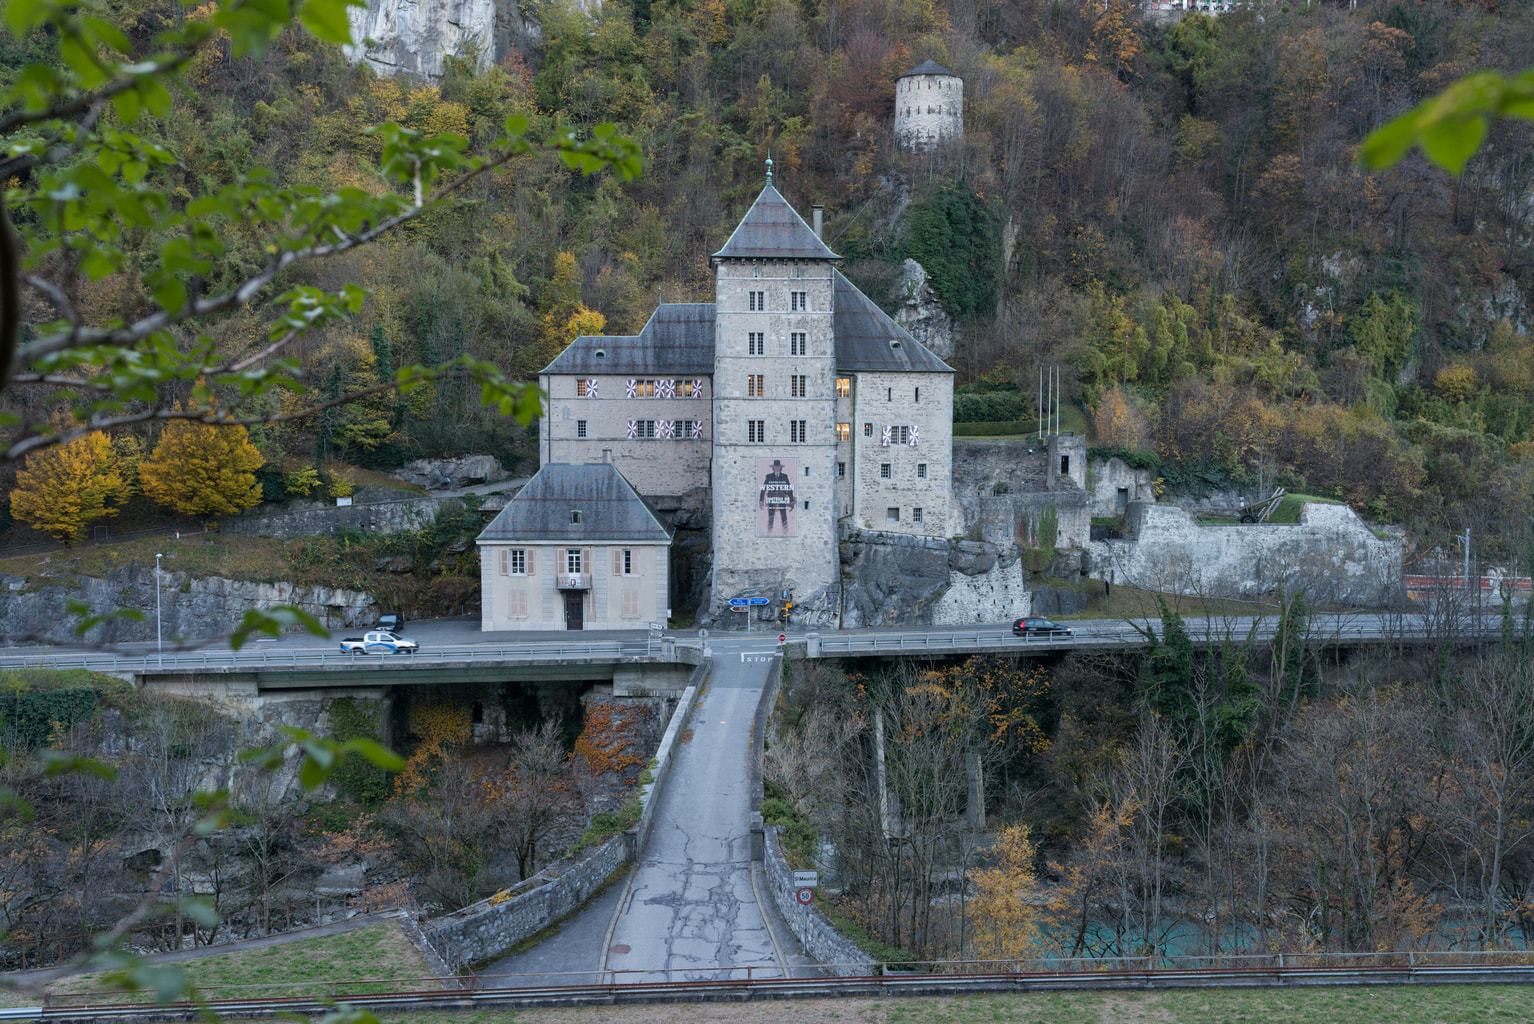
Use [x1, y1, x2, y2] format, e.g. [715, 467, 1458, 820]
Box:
[729, 597, 771, 607]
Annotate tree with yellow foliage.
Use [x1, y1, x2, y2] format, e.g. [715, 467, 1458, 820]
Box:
[9, 431, 126, 543]
[140, 420, 264, 519]
[969, 824, 1043, 962]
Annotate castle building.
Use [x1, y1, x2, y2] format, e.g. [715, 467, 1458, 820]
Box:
[489, 163, 956, 629]
[894, 60, 963, 152]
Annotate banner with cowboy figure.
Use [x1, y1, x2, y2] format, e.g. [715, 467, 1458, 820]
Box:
[756, 457, 798, 537]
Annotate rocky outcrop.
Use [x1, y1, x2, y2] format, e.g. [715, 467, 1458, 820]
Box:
[0, 568, 377, 645]
[392, 455, 509, 491]
[344, 0, 560, 79]
[839, 531, 1029, 627]
[891, 258, 956, 360]
[346, 0, 498, 78]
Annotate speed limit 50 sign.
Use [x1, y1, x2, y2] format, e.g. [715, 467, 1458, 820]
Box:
[795, 886, 815, 906]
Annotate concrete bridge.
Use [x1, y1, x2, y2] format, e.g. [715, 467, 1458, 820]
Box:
[0, 612, 1504, 695]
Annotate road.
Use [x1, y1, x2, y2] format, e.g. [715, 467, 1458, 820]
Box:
[603, 644, 786, 981]
[0, 611, 1499, 675]
[485, 635, 811, 985]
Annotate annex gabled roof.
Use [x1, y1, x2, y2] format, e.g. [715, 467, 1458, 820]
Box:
[477, 463, 672, 544]
[541, 303, 716, 376]
[899, 59, 957, 79]
[833, 271, 953, 374]
[712, 183, 840, 262]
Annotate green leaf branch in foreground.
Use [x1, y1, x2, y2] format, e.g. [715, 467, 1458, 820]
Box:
[1361, 69, 1534, 174]
[0, 0, 641, 463]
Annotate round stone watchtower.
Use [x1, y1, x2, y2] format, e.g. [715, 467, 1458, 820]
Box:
[894, 59, 963, 152]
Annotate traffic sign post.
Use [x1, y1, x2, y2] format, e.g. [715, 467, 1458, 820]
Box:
[778, 633, 787, 644]
[795, 887, 815, 906]
[793, 870, 819, 888]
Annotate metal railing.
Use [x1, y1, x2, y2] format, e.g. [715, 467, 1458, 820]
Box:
[0, 640, 654, 673]
[25, 948, 1534, 1015]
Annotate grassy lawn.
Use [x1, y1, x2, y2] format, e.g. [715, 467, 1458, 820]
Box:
[0, 532, 402, 594]
[372, 985, 1534, 1023]
[1268, 492, 1343, 524]
[45, 920, 437, 1004]
[1051, 581, 1276, 622]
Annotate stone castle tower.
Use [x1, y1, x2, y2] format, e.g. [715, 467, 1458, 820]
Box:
[894, 60, 963, 152]
[710, 159, 843, 619]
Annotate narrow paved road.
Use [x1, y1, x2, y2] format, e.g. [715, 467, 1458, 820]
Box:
[602, 645, 786, 981]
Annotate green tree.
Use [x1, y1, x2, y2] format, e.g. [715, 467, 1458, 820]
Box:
[9, 430, 126, 542]
[0, 0, 640, 466]
[902, 183, 1002, 320]
[140, 419, 264, 519]
[1139, 599, 1196, 722]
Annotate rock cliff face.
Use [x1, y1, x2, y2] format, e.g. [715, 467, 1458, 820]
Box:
[0, 568, 377, 645]
[343, 0, 558, 79]
[839, 531, 1029, 627]
[345, 0, 498, 78]
[891, 258, 956, 360]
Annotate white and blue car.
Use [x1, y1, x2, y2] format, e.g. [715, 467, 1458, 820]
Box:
[339, 630, 419, 655]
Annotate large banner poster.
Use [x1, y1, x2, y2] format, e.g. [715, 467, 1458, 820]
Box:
[756, 457, 798, 536]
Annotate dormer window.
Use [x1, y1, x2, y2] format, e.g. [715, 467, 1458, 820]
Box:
[571, 509, 583, 525]
[594, 349, 606, 359]
[889, 338, 903, 349]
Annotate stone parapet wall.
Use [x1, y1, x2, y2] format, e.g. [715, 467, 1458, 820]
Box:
[763, 828, 877, 976]
[423, 834, 628, 970]
[1090, 501, 1403, 606]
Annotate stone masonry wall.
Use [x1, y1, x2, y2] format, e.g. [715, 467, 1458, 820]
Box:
[1087, 456, 1156, 517]
[224, 494, 449, 539]
[1089, 501, 1403, 606]
[848, 370, 954, 538]
[894, 72, 963, 151]
[712, 259, 840, 622]
[423, 834, 629, 969]
[541, 371, 713, 503]
[763, 828, 877, 976]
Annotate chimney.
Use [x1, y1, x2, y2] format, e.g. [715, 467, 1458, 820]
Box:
[811, 205, 824, 240]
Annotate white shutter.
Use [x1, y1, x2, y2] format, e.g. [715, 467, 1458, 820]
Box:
[613, 549, 622, 576]
[527, 548, 536, 576]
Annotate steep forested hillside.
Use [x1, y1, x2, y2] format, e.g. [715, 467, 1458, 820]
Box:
[6, 0, 1534, 558]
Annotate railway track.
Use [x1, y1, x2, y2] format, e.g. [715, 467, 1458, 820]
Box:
[14, 961, 1534, 1022]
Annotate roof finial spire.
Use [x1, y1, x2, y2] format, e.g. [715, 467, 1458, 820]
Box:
[765, 151, 773, 185]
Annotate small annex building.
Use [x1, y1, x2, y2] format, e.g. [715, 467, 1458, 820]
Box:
[476, 463, 672, 631]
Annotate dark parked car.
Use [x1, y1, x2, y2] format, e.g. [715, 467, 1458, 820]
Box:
[373, 612, 405, 633]
[1012, 616, 1073, 638]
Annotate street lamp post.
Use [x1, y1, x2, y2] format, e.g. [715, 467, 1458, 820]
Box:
[155, 552, 163, 665]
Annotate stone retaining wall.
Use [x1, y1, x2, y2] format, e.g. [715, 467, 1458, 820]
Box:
[1090, 501, 1403, 606]
[762, 828, 877, 976]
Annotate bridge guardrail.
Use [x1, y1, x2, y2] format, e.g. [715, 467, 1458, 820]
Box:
[0, 640, 655, 674]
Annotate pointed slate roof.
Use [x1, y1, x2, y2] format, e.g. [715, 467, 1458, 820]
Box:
[899, 59, 958, 79]
[712, 184, 840, 262]
[477, 463, 671, 543]
[541, 304, 716, 376]
[832, 271, 953, 373]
